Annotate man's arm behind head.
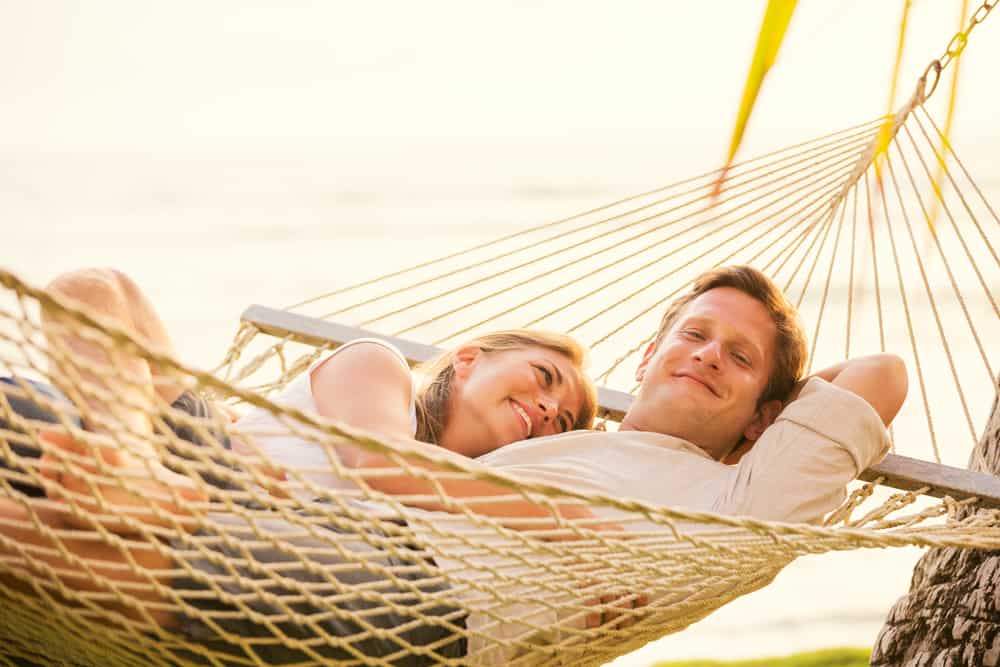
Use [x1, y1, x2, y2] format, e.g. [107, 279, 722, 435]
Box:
[723, 354, 908, 465]
[803, 354, 908, 427]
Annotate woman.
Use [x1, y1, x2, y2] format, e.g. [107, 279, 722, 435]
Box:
[232, 330, 597, 513]
[0, 268, 599, 665]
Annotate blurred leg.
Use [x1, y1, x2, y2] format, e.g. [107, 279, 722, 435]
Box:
[45, 268, 186, 408]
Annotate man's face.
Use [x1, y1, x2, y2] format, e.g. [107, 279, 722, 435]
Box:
[634, 287, 778, 458]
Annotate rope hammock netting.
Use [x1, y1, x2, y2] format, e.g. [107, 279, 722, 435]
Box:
[2, 4, 1000, 665]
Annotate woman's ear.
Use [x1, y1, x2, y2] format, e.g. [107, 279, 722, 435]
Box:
[742, 399, 783, 441]
[635, 339, 658, 382]
[452, 345, 482, 380]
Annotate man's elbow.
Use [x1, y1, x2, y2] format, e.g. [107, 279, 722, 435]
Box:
[871, 353, 908, 425]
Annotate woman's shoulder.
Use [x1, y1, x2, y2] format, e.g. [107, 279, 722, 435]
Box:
[311, 338, 412, 389]
[235, 339, 415, 431]
[309, 337, 417, 438]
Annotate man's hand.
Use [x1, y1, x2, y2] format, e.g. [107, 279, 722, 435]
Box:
[722, 437, 754, 464]
[584, 589, 649, 629]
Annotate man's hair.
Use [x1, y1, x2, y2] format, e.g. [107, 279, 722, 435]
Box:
[654, 266, 808, 405]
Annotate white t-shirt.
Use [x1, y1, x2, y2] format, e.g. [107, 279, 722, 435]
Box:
[233, 338, 416, 497]
[408, 377, 891, 664]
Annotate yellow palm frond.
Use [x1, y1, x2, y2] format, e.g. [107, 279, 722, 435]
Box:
[873, 0, 914, 190]
[713, 0, 797, 197]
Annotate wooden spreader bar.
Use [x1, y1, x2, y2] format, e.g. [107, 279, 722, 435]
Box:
[242, 305, 1000, 510]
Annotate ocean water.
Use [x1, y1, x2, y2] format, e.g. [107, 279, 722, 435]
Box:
[2, 138, 999, 663]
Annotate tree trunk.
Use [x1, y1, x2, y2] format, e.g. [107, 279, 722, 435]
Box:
[871, 379, 1000, 666]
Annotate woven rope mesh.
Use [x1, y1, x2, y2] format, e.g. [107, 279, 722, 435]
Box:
[1, 88, 1000, 665]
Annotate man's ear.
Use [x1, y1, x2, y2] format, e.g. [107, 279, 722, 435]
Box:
[452, 345, 481, 380]
[743, 399, 782, 441]
[635, 340, 658, 382]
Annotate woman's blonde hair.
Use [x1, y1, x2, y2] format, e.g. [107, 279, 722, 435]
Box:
[413, 330, 598, 445]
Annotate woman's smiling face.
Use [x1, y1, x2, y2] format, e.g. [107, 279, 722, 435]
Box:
[439, 345, 587, 458]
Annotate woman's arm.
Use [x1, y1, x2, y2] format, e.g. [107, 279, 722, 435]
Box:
[351, 449, 595, 524]
[309, 341, 417, 465]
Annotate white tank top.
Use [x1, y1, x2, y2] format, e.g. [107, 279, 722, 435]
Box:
[234, 338, 417, 494]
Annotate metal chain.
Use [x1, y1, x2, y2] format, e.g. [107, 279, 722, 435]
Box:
[916, 0, 998, 101]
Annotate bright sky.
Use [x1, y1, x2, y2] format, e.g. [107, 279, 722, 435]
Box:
[2, 1, 998, 154]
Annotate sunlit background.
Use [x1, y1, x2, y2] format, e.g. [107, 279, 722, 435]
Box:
[3, 1, 999, 663]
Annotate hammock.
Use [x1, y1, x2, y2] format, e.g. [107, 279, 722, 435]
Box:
[2, 6, 1000, 665]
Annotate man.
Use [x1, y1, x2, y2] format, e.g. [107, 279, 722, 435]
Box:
[473, 265, 904, 525]
[0, 265, 906, 665]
